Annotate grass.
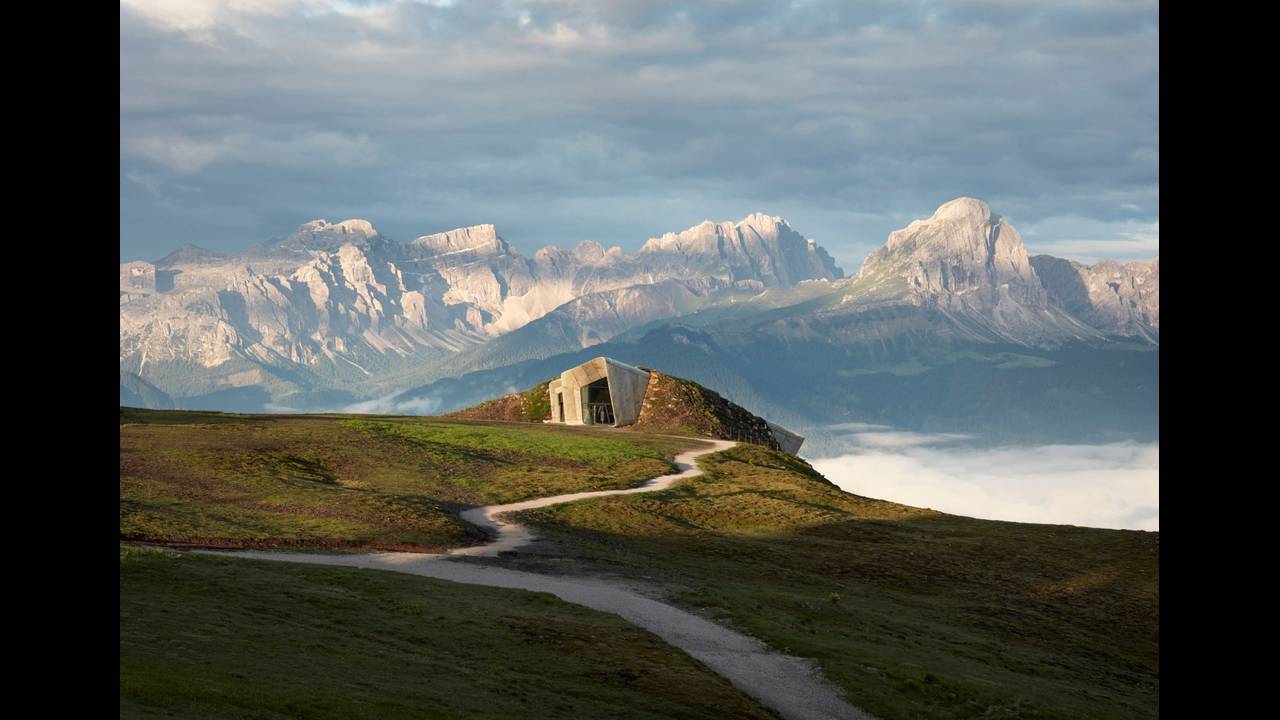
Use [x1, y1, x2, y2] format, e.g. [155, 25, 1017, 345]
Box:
[628, 371, 785, 449]
[120, 408, 694, 551]
[506, 444, 1159, 720]
[446, 380, 554, 422]
[120, 547, 776, 720]
[119, 409, 1157, 719]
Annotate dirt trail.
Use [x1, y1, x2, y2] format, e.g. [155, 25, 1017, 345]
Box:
[201, 438, 873, 720]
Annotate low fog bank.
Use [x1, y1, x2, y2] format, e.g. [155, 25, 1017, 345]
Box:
[806, 425, 1158, 531]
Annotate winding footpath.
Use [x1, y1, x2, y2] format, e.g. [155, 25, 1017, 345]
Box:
[201, 439, 873, 720]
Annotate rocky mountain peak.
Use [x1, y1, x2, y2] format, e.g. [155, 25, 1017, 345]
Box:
[635, 213, 841, 286]
[849, 197, 1074, 343]
[864, 198, 1031, 288]
[258, 218, 384, 258]
[930, 196, 996, 222]
[410, 224, 509, 257]
[572, 240, 607, 263]
[153, 243, 227, 268]
[737, 212, 789, 231]
[332, 219, 377, 236]
[123, 211, 853, 407]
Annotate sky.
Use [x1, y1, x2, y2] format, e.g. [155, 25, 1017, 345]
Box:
[120, 0, 1159, 271]
[807, 425, 1158, 531]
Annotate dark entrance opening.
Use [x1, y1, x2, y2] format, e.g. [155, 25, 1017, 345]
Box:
[585, 378, 614, 425]
[556, 391, 564, 422]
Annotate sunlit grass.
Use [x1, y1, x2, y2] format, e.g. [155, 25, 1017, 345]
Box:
[513, 443, 1159, 720]
[120, 408, 688, 550]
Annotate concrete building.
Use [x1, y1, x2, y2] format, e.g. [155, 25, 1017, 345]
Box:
[765, 421, 805, 455]
[547, 357, 651, 427]
[545, 356, 805, 454]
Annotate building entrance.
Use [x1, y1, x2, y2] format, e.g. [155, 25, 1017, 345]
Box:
[585, 378, 615, 425]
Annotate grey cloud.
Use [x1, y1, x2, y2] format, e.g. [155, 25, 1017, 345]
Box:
[120, 0, 1158, 268]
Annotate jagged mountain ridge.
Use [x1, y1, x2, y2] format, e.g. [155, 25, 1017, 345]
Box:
[675, 198, 1156, 351]
[121, 213, 843, 406]
[1030, 255, 1160, 342]
[121, 198, 1157, 418]
[428, 198, 1126, 378]
[387, 198, 1158, 448]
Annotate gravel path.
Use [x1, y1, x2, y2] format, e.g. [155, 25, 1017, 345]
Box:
[200, 439, 873, 720]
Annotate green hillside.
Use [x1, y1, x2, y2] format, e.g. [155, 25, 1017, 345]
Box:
[506, 443, 1159, 720]
[121, 547, 775, 720]
[119, 409, 1157, 720]
[448, 369, 793, 451]
[120, 408, 693, 550]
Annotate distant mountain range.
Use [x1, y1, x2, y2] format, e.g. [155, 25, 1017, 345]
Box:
[121, 198, 1158, 451]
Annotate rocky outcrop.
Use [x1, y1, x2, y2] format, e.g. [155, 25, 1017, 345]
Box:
[121, 261, 157, 295]
[1031, 255, 1159, 341]
[251, 218, 384, 259]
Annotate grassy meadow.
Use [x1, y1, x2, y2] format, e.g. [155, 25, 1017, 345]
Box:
[507, 444, 1159, 720]
[121, 547, 775, 720]
[120, 407, 695, 550]
[119, 408, 1157, 720]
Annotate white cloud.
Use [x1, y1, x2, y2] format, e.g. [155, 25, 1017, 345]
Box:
[810, 439, 1158, 531]
[1022, 217, 1160, 263]
[827, 424, 973, 448]
[341, 392, 441, 415]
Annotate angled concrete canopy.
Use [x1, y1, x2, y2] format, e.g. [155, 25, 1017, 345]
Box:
[766, 421, 805, 455]
[547, 357, 650, 427]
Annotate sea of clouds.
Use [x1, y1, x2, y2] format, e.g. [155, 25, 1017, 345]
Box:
[806, 424, 1158, 531]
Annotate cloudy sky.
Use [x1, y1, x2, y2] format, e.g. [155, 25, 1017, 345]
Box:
[120, 0, 1158, 270]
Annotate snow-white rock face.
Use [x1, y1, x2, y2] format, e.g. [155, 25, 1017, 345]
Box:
[1030, 255, 1160, 341]
[636, 212, 842, 288]
[250, 218, 383, 260]
[120, 214, 844, 403]
[845, 198, 1121, 345]
[861, 198, 1042, 302]
[121, 200, 1159, 410]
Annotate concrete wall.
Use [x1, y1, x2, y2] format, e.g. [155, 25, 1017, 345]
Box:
[548, 378, 567, 423]
[603, 360, 650, 426]
[546, 356, 650, 427]
[767, 421, 805, 454]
